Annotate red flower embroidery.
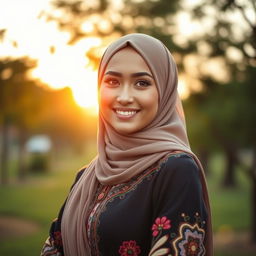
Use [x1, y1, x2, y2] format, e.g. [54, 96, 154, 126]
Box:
[119, 240, 141, 256]
[184, 236, 201, 255]
[152, 216, 171, 237]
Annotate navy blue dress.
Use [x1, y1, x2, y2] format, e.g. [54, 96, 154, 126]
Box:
[41, 153, 208, 256]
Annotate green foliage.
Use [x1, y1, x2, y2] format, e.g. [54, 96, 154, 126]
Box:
[46, 0, 181, 52]
[185, 0, 256, 160]
[0, 57, 63, 135]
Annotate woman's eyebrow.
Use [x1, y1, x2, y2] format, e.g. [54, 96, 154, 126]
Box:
[104, 71, 153, 78]
[105, 71, 122, 77]
[131, 72, 153, 78]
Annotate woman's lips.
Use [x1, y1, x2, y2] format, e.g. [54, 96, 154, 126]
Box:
[113, 108, 139, 120]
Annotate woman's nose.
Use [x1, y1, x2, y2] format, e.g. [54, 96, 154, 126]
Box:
[116, 86, 134, 105]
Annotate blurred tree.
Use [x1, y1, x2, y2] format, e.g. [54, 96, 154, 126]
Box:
[0, 58, 96, 183]
[42, 0, 189, 63]
[0, 58, 52, 182]
[189, 0, 256, 241]
[184, 87, 219, 175]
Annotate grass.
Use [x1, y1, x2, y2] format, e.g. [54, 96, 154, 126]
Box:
[0, 150, 254, 256]
[0, 148, 93, 256]
[207, 155, 253, 256]
[208, 155, 251, 232]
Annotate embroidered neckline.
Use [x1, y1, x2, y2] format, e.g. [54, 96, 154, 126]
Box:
[87, 152, 192, 256]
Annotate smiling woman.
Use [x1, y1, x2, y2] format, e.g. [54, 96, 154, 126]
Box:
[41, 33, 213, 256]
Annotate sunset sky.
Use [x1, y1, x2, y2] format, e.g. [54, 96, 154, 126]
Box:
[0, 0, 102, 112]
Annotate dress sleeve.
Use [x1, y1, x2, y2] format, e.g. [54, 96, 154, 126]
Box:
[40, 168, 85, 256]
[149, 154, 208, 256]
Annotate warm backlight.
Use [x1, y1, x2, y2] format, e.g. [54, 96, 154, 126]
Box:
[30, 37, 101, 114]
[71, 68, 99, 113]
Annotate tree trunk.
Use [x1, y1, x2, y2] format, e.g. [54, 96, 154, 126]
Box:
[251, 147, 256, 243]
[0, 118, 9, 185]
[252, 177, 256, 243]
[199, 148, 210, 176]
[211, 125, 238, 187]
[17, 129, 27, 180]
[222, 148, 238, 188]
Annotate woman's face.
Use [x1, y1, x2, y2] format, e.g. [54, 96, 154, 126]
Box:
[99, 47, 159, 135]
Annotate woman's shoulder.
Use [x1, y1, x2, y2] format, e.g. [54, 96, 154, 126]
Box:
[157, 152, 200, 182]
[163, 152, 198, 169]
[152, 152, 204, 208]
[70, 165, 87, 187]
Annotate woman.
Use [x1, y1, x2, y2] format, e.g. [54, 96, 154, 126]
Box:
[41, 33, 213, 256]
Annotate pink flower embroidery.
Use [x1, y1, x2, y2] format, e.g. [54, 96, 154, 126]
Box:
[152, 216, 171, 237]
[119, 240, 141, 256]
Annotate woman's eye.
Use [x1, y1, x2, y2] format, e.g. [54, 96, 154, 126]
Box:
[135, 80, 151, 88]
[105, 78, 119, 87]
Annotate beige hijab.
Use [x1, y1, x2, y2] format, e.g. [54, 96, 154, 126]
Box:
[61, 33, 213, 256]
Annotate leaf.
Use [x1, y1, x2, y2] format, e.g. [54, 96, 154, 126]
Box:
[149, 234, 169, 255]
[150, 248, 170, 256]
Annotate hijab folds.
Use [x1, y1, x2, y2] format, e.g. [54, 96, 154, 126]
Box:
[61, 33, 213, 256]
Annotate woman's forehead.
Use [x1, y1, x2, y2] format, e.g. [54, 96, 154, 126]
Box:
[104, 47, 152, 74]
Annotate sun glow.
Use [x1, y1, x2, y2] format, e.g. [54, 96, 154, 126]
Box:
[0, 0, 101, 114]
[71, 68, 99, 113]
[30, 37, 101, 113]
[178, 77, 190, 100]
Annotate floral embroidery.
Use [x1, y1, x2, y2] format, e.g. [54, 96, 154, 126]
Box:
[149, 217, 171, 256]
[152, 216, 171, 237]
[173, 223, 205, 256]
[149, 235, 170, 256]
[118, 240, 141, 256]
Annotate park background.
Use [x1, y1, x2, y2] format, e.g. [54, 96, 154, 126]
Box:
[0, 0, 255, 255]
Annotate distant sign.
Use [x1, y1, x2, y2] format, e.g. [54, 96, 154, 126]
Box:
[25, 135, 52, 153]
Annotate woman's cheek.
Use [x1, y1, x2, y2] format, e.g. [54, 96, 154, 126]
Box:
[99, 87, 115, 109]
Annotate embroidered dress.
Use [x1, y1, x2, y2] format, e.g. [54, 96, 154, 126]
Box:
[41, 153, 208, 256]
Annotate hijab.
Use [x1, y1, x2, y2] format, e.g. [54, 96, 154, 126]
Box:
[61, 33, 213, 255]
